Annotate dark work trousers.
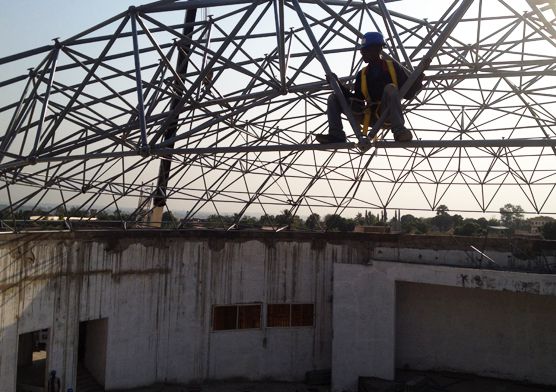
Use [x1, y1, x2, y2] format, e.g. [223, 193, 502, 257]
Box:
[326, 83, 406, 138]
[48, 376, 61, 392]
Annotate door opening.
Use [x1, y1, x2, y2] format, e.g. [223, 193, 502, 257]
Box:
[77, 319, 108, 391]
[17, 328, 48, 392]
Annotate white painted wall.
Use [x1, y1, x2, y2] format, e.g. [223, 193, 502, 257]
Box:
[331, 263, 395, 392]
[0, 235, 348, 390]
[2, 233, 556, 392]
[332, 261, 556, 392]
[84, 318, 108, 387]
[396, 282, 556, 385]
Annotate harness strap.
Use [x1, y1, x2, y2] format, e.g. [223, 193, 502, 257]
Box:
[386, 60, 398, 88]
[360, 60, 398, 136]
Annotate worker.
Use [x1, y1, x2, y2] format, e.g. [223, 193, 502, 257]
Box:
[47, 370, 61, 392]
[316, 31, 426, 144]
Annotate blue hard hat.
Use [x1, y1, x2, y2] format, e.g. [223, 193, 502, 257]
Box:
[359, 32, 385, 48]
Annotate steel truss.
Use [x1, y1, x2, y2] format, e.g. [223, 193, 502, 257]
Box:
[0, 0, 555, 231]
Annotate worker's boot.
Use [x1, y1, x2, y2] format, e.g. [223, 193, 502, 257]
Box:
[315, 133, 346, 144]
[393, 127, 413, 142]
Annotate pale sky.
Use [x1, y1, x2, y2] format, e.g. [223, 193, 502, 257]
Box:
[0, 0, 551, 220]
[0, 1, 154, 57]
[0, 0, 522, 58]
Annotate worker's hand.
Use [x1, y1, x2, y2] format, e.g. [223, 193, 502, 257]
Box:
[325, 72, 339, 84]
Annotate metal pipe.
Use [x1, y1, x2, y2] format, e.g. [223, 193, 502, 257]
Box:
[130, 8, 149, 152]
[274, 0, 287, 92]
[140, 0, 400, 13]
[3, 138, 556, 174]
[152, 6, 197, 211]
[31, 45, 60, 158]
[376, 0, 413, 68]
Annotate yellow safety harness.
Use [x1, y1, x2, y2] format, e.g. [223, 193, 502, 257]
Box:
[360, 60, 398, 136]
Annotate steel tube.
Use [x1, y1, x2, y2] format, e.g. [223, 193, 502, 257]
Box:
[130, 9, 149, 150]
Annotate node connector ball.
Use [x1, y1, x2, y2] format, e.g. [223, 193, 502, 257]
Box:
[27, 156, 38, 165]
[139, 145, 150, 158]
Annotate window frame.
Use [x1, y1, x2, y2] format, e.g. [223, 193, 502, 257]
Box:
[266, 303, 315, 328]
[211, 303, 262, 332]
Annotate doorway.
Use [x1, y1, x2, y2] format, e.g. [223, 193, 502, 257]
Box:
[17, 328, 48, 392]
[77, 319, 108, 391]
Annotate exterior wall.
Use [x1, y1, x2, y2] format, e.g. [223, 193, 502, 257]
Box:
[396, 282, 556, 384]
[1, 231, 556, 391]
[332, 261, 556, 392]
[84, 318, 108, 386]
[332, 263, 395, 392]
[1, 232, 374, 390]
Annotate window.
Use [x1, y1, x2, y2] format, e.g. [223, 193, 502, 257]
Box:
[267, 304, 290, 327]
[267, 303, 314, 327]
[291, 304, 314, 326]
[212, 304, 261, 331]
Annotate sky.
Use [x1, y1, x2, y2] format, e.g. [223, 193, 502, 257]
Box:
[0, 0, 551, 220]
[0, 0, 517, 59]
[0, 0, 154, 57]
[0, 0, 453, 58]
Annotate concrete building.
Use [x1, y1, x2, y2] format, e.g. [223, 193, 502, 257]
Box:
[1, 231, 556, 391]
[528, 216, 554, 235]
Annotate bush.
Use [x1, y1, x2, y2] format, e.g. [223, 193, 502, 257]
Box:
[542, 221, 556, 240]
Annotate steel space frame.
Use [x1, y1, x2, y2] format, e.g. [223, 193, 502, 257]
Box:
[0, 0, 555, 231]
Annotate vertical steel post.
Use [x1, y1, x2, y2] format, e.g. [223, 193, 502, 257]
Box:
[150, 6, 198, 226]
[291, 0, 367, 144]
[130, 7, 149, 154]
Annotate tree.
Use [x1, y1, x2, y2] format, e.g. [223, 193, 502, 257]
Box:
[499, 203, 524, 228]
[542, 221, 556, 240]
[488, 217, 500, 226]
[239, 215, 259, 228]
[454, 220, 482, 236]
[207, 214, 234, 228]
[366, 210, 378, 225]
[161, 211, 179, 228]
[400, 214, 430, 234]
[324, 214, 355, 232]
[436, 205, 449, 216]
[354, 210, 378, 225]
[431, 206, 453, 232]
[354, 212, 365, 226]
[305, 213, 321, 230]
[413, 218, 430, 234]
[400, 214, 417, 233]
[275, 209, 293, 226]
[452, 214, 464, 228]
[272, 209, 303, 229]
[476, 217, 488, 229]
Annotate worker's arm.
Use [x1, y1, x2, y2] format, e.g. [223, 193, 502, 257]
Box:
[326, 73, 353, 97]
[396, 58, 431, 99]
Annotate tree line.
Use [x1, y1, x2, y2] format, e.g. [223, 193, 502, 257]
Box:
[2, 203, 556, 239]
